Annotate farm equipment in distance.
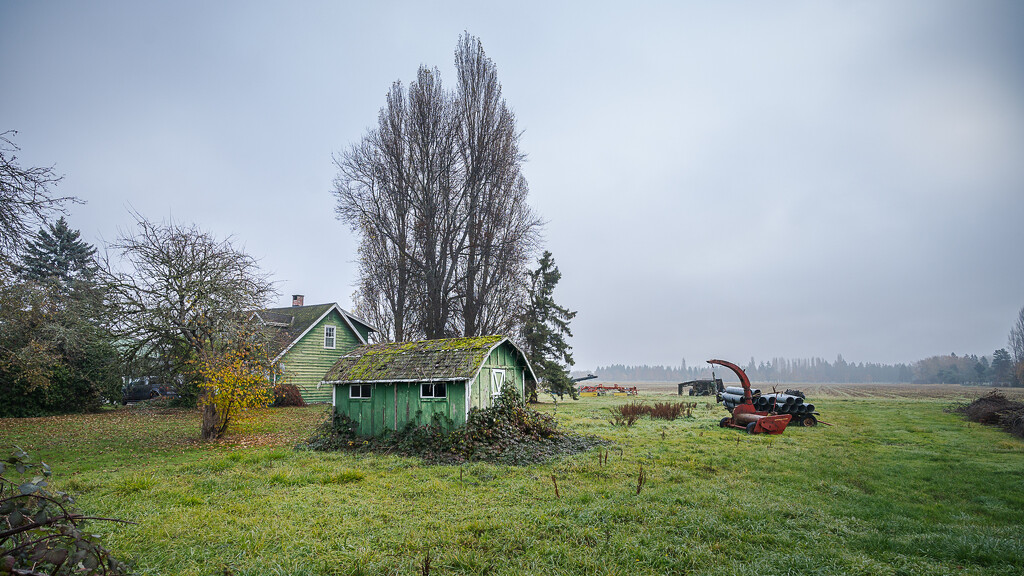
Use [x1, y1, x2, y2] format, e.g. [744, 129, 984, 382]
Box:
[578, 383, 639, 397]
[708, 358, 791, 434]
[680, 378, 724, 396]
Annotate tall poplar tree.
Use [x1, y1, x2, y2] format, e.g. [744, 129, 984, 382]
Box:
[333, 34, 540, 341]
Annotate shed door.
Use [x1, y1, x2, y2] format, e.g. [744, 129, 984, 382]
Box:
[491, 369, 506, 397]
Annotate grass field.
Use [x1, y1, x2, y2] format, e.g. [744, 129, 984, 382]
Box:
[2, 385, 1023, 575]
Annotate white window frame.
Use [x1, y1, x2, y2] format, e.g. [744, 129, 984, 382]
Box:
[324, 325, 336, 349]
[420, 382, 448, 399]
[491, 369, 506, 397]
[349, 384, 371, 399]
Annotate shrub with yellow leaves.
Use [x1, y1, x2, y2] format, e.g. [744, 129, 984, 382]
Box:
[196, 345, 275, 440]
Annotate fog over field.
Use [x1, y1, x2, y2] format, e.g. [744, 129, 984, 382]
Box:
[2, 1, 1022, 369]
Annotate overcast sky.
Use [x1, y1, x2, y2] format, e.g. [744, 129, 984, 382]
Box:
[3, 1, 1022, 370]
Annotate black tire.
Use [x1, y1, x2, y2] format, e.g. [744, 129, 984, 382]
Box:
[719, 417, 731, 428]
[801, 415, 817, 427]
[746, 422, 757, 434]
[149, 390, 159, 399]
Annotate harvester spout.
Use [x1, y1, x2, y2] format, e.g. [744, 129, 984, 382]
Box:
[707, 359, 752, 404]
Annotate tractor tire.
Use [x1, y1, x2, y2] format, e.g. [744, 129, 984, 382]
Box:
[746, 422, 757, 434]
[719, 417, 731, 428]
[801, 415, 817, 427]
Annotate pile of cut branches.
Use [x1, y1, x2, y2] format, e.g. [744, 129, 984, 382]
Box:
[957, 391, 1024, 438]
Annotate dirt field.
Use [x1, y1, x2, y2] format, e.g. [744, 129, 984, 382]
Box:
[615, 380, 1024, 400]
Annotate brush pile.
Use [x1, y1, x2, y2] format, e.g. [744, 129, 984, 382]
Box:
[960, 391, 1024, 438]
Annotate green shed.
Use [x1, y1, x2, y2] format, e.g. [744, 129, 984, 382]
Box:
[254, 297, 376, 403]
[321, 335, 537, 437]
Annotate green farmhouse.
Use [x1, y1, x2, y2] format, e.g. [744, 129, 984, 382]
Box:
[254, 295, 376, 403]
[321, 335, 537, 436]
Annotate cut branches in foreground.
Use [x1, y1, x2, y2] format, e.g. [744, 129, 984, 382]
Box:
[1, 447, 134, 576]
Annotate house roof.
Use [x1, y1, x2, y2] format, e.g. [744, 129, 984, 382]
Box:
[254, 303, 375, 361]
[321, 335, 536, 384]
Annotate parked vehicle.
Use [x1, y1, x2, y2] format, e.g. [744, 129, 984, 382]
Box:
[122, 380, 179, 404]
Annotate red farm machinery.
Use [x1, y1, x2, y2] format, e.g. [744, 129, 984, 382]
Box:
[708, 358, 792, 434]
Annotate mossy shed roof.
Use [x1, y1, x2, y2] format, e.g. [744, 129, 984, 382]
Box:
[322, 335, 536, 384]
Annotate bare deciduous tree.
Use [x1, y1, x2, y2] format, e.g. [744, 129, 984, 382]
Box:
[334, 34, 540, 341]
[0, 130, 79, 270]
[101, 214, 278, 413]
[1010, 306, 1024, 386]
[456, 35, 541, 337]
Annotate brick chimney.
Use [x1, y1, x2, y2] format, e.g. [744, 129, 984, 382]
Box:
[292, 294, 304, 307]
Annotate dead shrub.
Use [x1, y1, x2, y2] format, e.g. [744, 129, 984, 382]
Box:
[610, 401, 647, 427]
[649, 401, 696, 420]
[272, 384, 307, 407]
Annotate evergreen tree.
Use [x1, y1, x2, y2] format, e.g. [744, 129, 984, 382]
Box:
[992, 348, 1014, 385]
[17, 216, 97, 285]
[0, 219, 119, 416]
[521, 251, 577, 400]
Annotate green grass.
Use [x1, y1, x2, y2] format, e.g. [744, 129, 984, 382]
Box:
[2, 393, 1023, 575]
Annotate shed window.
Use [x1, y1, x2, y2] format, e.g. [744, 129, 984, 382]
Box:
[491, 369, 506, 397]
[349, 384, 371, 399]
[324, 326, 336, 349]
[420, 382, 447, 399]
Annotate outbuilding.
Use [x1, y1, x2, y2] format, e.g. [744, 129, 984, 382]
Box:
[321, 335, 537, 436]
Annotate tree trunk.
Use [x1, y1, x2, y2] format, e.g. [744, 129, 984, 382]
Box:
[201, 403, 219, 440]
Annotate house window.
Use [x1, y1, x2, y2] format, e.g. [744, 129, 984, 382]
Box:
[349, 384, 371, 399]
[324, 326, 336, 349]
[420, 382, 447, 399]
[491, 369, 506, 397]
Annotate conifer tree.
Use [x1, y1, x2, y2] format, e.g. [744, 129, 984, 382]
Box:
[521, 251, 577, 400]
[17, 216, 97, 285]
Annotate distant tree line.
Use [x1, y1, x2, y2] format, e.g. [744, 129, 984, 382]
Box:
[595, 347, 1023, 386]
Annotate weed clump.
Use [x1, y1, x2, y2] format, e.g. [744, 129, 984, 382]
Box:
[609, 401, 695, 425]
[609, 401, 647, 426]
[302, 387, 606, 465]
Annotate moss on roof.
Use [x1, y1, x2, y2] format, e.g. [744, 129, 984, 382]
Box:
[323, 335, 509, 383]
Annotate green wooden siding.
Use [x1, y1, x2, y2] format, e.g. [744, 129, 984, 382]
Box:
[334, 381, 467, 436]
[279, 310, 362, 403]
[469, 343, 526, 410]
[351, 323, 372, 343]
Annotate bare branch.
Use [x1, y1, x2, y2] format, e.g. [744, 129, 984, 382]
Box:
[0, 130, 81, 268]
